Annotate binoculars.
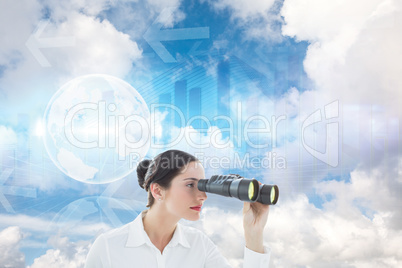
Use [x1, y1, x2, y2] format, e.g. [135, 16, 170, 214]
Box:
[197, 174, 279, 205]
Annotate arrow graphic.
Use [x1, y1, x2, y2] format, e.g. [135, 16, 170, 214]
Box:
[188, 41, 208, 57]
[143, 7, 209, 63]
[25, 20, 76, 67]
[0, 168, 37, 213]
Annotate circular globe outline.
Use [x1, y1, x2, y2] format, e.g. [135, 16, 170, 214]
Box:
[43, 74, 151, 184]
[50, 196, 146, 234]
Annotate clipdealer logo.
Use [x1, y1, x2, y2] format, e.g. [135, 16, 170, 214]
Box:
[63, 102, 286, 150]
[62, 100, 339, 168]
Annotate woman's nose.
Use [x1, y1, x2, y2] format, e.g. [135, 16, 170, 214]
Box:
[198, 189, 207, 200]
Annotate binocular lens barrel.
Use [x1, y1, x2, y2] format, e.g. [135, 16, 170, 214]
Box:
[198, 175, 279, 205]
[198, 175, 259, 202]
[257, 184, 279, 205]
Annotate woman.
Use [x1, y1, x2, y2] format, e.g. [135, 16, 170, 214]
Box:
[85, 150, 271, 267]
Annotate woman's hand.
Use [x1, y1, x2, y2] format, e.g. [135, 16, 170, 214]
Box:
[242, 182, 270, 253]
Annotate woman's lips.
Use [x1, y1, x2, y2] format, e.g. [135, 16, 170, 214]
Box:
[190, 206, 202, 212]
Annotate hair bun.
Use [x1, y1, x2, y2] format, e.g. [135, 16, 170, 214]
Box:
[137, 159, 152, 189]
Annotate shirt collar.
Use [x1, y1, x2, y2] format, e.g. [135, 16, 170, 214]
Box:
[126, 210, 190, 249]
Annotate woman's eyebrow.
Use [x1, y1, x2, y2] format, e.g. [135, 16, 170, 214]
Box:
[183, 178, 199, 181]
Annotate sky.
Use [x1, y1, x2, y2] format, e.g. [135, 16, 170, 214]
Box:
[0, 0, 401, 267]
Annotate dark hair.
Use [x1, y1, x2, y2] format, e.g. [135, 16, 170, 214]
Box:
[137, 150, 198, 207]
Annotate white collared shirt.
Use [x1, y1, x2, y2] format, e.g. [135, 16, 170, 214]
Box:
[85, 211, 271, 268]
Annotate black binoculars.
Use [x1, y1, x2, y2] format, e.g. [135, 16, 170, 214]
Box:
[197, 174, 279, 205]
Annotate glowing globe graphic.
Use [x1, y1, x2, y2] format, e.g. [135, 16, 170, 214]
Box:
[43, 74, 150, 184]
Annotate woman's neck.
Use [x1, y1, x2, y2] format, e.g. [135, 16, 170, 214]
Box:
[142, 206, 179, 253]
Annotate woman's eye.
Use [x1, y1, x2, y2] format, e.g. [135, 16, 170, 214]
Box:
[186, 184, 194, 188]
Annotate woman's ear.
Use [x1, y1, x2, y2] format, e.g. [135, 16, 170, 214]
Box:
[150, 183, 164, 200]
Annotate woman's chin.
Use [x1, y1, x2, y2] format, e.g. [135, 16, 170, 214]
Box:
[184, 212, 201, 221]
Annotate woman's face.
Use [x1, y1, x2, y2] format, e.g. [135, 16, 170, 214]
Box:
[163, 161, 207, 221]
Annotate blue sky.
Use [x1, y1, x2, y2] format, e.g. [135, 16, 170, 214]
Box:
[1, 0, 401, 267]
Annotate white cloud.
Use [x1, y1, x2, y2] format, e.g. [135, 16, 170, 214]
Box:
[267, 195, 401, 267]
[147, 0, 183, 10]
[0, 0, 42, 67]
[0, 213, 111, 266]
[275, 160, 402, 267]
[0, 213, 112, 239]
[200, 207, 246, 268]
[315, 161, 402, 229]
[224, 75, 401, 194]
[260, 0, 402, 198]
[182, 158, 402, 268]
[43, 0, 111, 19]
[210, 0, 276, 20]
[0, 125, 18, 145]
[271, 162, 402, 267]
[281, 0, 402, 116]
[117, 0, 184, 14]
[281, 0, 378, 42]
[146, 0, 185, 27]
[0, 0, 149, 193]
[0, 0, 143, 109]
[226, 81, 344, 188]
[0, 226, 25, 268]
[28, 236, 91, 268]
[206, 0, 283, 41]
[40, 12, 142, 78]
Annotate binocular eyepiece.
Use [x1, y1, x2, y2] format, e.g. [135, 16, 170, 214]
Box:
[197, 174, 279, 205]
